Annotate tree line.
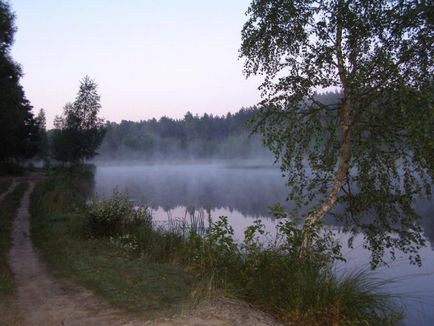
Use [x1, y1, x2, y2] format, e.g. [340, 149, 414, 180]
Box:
[96, 91, 342, 161]
[97, 107, 270, 161]
[0, 1, 43, 170]
[0, 0, 105, 171]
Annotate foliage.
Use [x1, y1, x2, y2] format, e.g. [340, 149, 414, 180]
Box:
[30, 169, 402, 324]
[34, 109, 49, 165]
[51, 76, 106, 163]
[30, 175, 193, 316]
[182, 216, 241, 286]
[98, 107, 269, 160]
[179, 213, 400, 324]
[240, 0, 433, 266]
[84, 189, 152, 238]
[0, 1, 41, 165]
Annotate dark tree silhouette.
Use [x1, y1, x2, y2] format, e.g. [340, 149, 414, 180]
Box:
[52, 76, 105, 163]
[0, 0, 40, 166]
[96, 106, 276, 160]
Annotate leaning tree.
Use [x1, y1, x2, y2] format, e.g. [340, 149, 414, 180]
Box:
[240, 0, 433, 266]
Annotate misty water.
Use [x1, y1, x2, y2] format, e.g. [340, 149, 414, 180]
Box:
[94, 162, 434, 325]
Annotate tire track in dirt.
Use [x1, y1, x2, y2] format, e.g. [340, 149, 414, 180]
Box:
[8, 182, 139, 326]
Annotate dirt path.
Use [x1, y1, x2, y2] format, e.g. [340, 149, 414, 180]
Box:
[7, 181, 281, 326]
[8, 182, 139, 326]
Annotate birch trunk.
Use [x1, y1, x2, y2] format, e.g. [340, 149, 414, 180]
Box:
[299, 2, 352, 256]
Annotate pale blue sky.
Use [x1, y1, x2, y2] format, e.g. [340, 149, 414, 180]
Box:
[10, 0, 261, 127]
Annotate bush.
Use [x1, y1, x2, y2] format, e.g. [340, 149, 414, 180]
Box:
[83, 189, 151, 238]
[182, 216, 241, 286]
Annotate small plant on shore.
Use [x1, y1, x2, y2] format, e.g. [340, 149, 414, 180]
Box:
[83, 189, 152, 238]
[182, 216, 241, 286]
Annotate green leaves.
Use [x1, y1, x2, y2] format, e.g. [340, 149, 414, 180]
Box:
[0, 1, 42, 164]
[51, 76, 106, 162]
[241, 0, 433, 267]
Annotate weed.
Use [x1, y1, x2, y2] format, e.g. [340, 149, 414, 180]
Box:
[83, 189, 152, 238]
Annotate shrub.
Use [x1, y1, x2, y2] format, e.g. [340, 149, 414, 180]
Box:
[83, 189, 151, 238]
[180, 210, 401, 324]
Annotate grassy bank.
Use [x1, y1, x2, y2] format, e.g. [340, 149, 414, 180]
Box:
[30, 167, 402, 325]
[0, 182, 28, 325]
[30, 168, 195, 319]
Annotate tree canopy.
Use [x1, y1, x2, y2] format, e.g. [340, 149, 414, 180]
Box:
[0, 0, 41, 164]
[97, 107, 271, 161]
[52, 76, 105, 163]
[240, 0, 433, 266]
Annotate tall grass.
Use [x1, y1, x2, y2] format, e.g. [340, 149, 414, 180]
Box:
[83, 192, 403, 325]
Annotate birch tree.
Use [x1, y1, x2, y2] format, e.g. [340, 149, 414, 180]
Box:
[240, 0, 433, 266]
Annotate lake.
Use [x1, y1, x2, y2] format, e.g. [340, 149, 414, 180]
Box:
[94, 163, 434, 325]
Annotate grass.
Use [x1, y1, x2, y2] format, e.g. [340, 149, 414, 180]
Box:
[0, 179, 13, 195]
[30, 167, 403, 325]
[30, 169, 196, 319]
[0, 182, 28, 325]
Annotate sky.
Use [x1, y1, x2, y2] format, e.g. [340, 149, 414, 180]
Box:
[10, 0, 262, 128]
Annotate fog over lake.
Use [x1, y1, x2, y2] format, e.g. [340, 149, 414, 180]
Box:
[94, 162, 434, 325]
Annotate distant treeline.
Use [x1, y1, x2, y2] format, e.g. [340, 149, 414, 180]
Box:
[97, 107, 272, 161]
[97, 91, 342, 161]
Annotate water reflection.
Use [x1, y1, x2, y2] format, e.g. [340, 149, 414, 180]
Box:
[94, 164, 434, 245]
[94, 164, 290, 218]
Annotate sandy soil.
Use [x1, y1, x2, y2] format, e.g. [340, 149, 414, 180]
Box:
[7, 181, 282, 326]
[144, 299, 283, 326]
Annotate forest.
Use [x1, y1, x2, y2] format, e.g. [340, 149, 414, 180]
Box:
[96, 91, 342, 162]
[98, 107, 266, 161]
